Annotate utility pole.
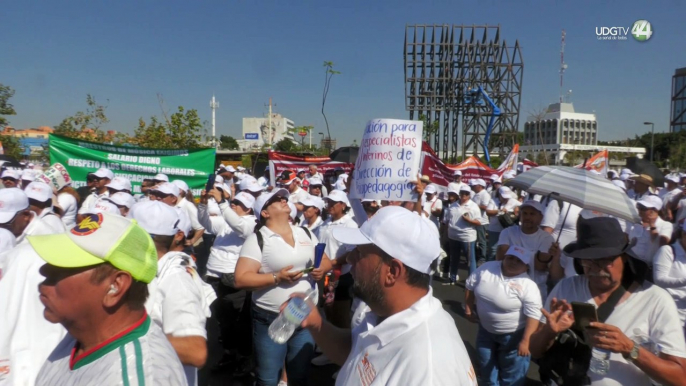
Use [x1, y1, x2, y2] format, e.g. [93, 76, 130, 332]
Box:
[210, 95, 219, 147]
[264, 98, 276, 148]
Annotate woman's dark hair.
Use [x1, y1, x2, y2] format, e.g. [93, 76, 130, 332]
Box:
[29, 198, 52, 209]
[58, 185, 81, 205]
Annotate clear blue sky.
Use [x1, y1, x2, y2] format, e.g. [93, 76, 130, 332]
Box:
[2, 0, 684, 146]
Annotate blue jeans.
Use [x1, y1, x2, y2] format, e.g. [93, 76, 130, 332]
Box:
[448, 239, 477, 281]
[252, 304, 315, 386]
[476, 325, 530, 386]
[487, 231, 501, 262]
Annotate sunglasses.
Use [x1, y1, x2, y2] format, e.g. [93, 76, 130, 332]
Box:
[150, 191, 172, 199]
[1, 178, 17, 182]
[580, 257, 617, 269]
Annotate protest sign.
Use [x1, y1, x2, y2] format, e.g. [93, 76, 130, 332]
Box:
[49, 134, 215, 196]
[350, 118, 423, 200]
[268, 151, 353, 186]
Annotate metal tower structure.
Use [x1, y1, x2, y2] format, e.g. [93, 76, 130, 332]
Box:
[210, 95, 219, 147]
[404, 25, 524, 161]
[559, 30, 568, 103]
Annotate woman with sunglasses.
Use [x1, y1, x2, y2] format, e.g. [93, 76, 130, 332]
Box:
[234, 189, 332, 386]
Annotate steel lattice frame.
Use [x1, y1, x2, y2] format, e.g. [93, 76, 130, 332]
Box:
[404, 25, 523, 162]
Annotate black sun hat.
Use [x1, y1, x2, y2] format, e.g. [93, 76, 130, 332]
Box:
[563, 217, 632, 260]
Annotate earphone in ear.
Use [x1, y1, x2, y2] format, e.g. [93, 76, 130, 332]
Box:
[108, 284, 118, 295]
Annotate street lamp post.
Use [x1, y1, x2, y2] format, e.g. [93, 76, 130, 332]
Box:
[644, 122, 655, 162]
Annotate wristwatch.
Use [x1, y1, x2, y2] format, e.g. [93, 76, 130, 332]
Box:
[623, 341, 640, 362]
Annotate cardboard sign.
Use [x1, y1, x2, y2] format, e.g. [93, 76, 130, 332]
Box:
[350, 119, 423, 201]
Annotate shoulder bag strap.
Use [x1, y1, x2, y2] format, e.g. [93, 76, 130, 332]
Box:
[596, 284, 628, 322]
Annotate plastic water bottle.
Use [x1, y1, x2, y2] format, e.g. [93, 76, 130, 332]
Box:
[589, 347, 611, 375]
[268, 288, 317, 344]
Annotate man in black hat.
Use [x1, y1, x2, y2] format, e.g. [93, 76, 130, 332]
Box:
[529, 217, 686, 386]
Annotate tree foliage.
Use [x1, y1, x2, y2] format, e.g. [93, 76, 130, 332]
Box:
[0, 83, 17, 129]
[133, 107, 205, 149]
[54, 95, 114, 142]
[219, 135, 239, 150]
[273, 138, 298, 152]
[418, 114, 439, 142]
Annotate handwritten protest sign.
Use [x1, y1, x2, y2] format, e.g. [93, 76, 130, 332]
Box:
[350, 118, 423, 201]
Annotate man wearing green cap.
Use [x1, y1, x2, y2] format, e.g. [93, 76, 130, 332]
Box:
[29, 212, 186, 385]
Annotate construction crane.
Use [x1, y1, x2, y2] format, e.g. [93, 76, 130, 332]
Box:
[464, 86, 501, 167]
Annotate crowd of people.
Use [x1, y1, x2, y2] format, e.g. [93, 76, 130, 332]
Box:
[2, 160, 686, 386]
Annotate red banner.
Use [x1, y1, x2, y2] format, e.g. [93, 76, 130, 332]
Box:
[267, 151, 353, 185]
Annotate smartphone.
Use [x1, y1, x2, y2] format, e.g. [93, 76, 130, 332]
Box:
[205, 174, 216, 193]
[571, 302, 598, 330]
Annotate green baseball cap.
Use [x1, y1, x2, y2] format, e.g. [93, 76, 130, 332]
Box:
[28, 213, 158, 283]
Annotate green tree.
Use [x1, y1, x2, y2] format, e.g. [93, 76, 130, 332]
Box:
[273, 138, 298, 152]
[418, 114, 439, 142]
[0, 83, 22, 159]
[288, 125, 315, 149]
[134, 107, 205, 149]
[321, 61, 340, 152]
[219, 135, 239, 150]
[54, 95, 114, 142]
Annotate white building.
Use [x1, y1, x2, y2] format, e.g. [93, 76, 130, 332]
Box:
[523, 102, 597, 146]
[238, 113, 296, 151]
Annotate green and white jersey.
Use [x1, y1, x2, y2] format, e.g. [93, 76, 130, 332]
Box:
[36, 314, 186, 386]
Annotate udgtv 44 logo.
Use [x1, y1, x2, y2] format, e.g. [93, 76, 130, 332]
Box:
[596, 20, 653, 41]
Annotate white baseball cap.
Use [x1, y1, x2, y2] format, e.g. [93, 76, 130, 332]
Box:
[25, 181, 52, 202]
[333, 180, 347, 191]
[0, 188, 30, 223]
[89, 200, 122, 216]
[153, 173, 169, 182]
[106, 192, 136, 209]
[106, 176, 132, 192]
[498, 186, 513, 199]
[620, 174, 630, 181]
[326, 189, 350, 207]
[92, 168, 114, 180]
[332, 206, 441, 274]
[307, 176, 323, 186]
[453, 170, 462, 176]
[220, 165, 236, 173]
[520, 200, 544, 214]
[239, 178, 263, 193]
[471, 178, 486, 187]
[171, 180, 189, 194]
[253, 188, 289, 220]
[1, 169, 21, 180]
[489, 174, 499, 181]
[447, 183, 461, 195]
[637, 195, 663, 211]
[424, 185, 437, 194]
[21, 169, 39, 181]
[621, 168, 632, 175]
[232, 191, 256, 210]
[459, 185, 472, 194]
[666, 175, 680, 184]
[504, 245, 533, 265]
[611, 180, 627, 191]
[237, 166, 246, 172]
[300, 194, 325, 211]
[130, 200, 181, 236]
[150, 182, 180, 197]
[175, 207, 191, 237]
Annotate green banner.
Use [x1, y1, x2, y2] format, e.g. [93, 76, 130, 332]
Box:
[49, 134, 215, 195]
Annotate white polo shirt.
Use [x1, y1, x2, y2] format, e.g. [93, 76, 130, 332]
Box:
[465, 261, 542, 334]
[443, 200, 481, 242]
[471, 189, 492, 225]
[145, 251, 214, 386]
[316, 213, 358, 274]
[628, 218, 673, 265]
[35, 315, 186, 386]
[240, 225, 319, 313]
[78, 190, 109, 214]
[544, 276, 686, 386]
[336, 288, 477, 386]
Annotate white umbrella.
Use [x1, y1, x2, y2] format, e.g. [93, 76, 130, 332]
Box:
[506, 166, 640, 224]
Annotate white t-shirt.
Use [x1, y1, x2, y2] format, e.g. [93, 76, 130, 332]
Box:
[541, 201, 581, 250]
[544, 276, 686, 386]
[471, 189, 492, 225]
[240, 225, 319, 313]
[198, 202, 256, 276]
[0, 244, 67, 386]
[465, 261, 542, 334]
[36, 316, 186, 386]
[661, 188, 681, 211]
[652, 243, 686, 324]
[487, 198, 521, 233]
[145, 251, 213, 386]
[316, 214, 358, 275]
[628, 217, 673, 265]
[177, 197, 204, 232]
[443, 200, 481, 242]
[336, 288, 477, 386]
[56, 192, 77, 228]
[497, 226, 554, 299]
[422, 196, 443, 228]
[38, 210, 66, 233]
[78, 191, 109, 214]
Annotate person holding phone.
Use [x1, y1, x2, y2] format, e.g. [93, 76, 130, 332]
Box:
[234, 189, 332, 386]
[465, 245, 542, 386]
[530, 217, 686, 386]
[442, 185, 482, 284]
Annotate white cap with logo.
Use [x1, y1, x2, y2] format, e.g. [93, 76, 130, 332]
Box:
[92, 168, 114, 180]
[239, 178, 263, 193]
[153, 173, 169, 182]
[232, 192, 256, 210]
[1, 169, 21, 180]
[504, 245, 534, 265]
[25, 181, 52, 202]
[637, 195, 663, 210]
[151, 182, 180, 197]
[424, 185, 437, 194]
[300, 194, 325, 211]
[326, 189, 350, 207]
[106, 176, 132, 192]
[332, 206, 441, 274]
[0, 188, 29, 224]
[520, 200, 544, 214]
[253, 189, 289, 220]
[106, 192, 136, 209]
[172, 180, 190, 194]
